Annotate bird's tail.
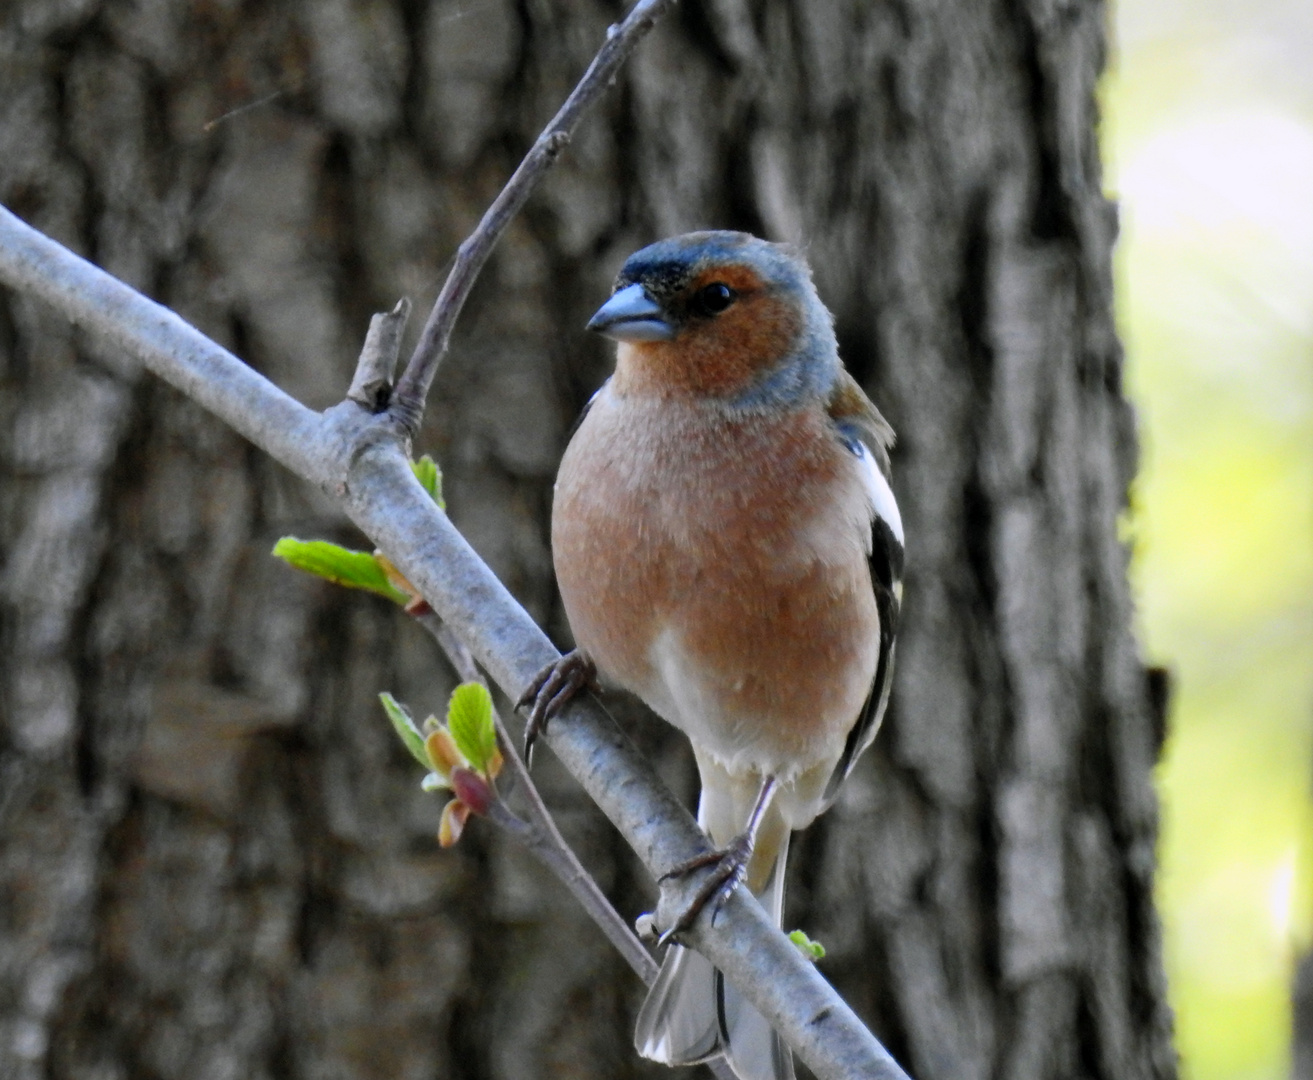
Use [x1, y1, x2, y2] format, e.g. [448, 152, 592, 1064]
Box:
[634, 833, 795, 1080]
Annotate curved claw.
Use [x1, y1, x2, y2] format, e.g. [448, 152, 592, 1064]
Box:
[514, 649, 598, 766]
[654, 832, 755, 948]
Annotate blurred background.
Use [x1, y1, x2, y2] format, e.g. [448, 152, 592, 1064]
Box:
[1105, 0, 1313, 1076]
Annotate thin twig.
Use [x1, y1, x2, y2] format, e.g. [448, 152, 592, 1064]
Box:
[388, 0, 679, 435]
[201, 88, 289, 132]
[414, 610, 659, 984]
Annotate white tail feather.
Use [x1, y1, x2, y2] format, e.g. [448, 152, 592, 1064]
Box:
[634, 835, 795, 1080]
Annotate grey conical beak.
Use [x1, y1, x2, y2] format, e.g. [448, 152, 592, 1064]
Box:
[586, 283, 676, 342]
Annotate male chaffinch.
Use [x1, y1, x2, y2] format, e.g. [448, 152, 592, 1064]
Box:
[519, 231, 903, 1080]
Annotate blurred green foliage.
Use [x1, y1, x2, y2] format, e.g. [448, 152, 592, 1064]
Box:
[1106, 1, 1313, 1076]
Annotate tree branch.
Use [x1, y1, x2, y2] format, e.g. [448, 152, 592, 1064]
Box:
[388, 0, 680, 436]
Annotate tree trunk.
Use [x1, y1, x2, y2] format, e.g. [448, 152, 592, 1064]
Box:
[0, 2, 1175, 1079]
[1294, 951, 1313, 1080]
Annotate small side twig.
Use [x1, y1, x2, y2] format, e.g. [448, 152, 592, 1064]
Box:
[414, 610, 658, 985]
[347, 297, 411, 411]
[388, 0, 679, 435]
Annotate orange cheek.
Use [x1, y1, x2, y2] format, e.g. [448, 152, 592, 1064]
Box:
[617, 295, 802, 397]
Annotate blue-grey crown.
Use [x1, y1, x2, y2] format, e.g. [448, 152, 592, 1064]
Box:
[617, 231, 841, 409]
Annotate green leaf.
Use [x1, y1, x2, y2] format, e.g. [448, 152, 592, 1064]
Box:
[446, 682, 497, 773]
[788, 930, 826, 961]
[379, 692, 431, 769]
[411, 455, 445, 509]
[273, 537, 410, 604]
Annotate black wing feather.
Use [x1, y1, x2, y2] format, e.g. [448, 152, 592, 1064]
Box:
[822, 442, 903, 807]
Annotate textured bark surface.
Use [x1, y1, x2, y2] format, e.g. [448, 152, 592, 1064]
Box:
[0, 2, 1175, 1079]
[1295, 952, 1313, 1080]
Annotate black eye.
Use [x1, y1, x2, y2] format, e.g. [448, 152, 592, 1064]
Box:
[692, 282, 736, 316]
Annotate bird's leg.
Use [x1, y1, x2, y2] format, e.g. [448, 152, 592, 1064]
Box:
[656, 775, 778, 948]
[515, 649, 599, 766]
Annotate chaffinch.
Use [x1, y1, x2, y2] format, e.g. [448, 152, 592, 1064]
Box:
[520, 231, 903, 1080]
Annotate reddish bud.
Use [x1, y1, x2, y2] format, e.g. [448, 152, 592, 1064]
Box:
[450, 767, 493, 815]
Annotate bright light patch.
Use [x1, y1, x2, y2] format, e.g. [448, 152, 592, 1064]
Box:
[1110, 63, 1313, 1080]
[1119, 109, 1313, 247]
[1271, 852, 1296, 945]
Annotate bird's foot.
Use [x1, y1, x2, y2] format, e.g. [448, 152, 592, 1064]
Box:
[655, 831, 755, 948]
[515, 649, 598, 766]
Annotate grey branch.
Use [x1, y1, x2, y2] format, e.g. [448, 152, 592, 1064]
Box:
[388, 0, 679, 435]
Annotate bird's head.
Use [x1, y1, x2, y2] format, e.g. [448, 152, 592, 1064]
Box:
[588, 231, 840, 406]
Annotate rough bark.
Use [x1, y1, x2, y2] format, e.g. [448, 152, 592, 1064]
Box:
[1294, 952, 1313, 1080]
[0, 2, 1174, 1080]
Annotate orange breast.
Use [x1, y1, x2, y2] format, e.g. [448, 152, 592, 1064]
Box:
[551, 387, 880, 778]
